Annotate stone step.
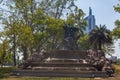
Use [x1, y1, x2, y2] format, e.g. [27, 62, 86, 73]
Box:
[45, 58, 85, 63]
[32, 67, 97, 71]
[11, 70, 108, 78]
[29, 62, 93, 67]
[47, 50, 88, 59]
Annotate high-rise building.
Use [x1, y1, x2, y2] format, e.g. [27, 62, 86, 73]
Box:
[85, 7, 96, 33]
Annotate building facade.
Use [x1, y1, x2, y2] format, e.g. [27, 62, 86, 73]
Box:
[85, 7, 96, 33]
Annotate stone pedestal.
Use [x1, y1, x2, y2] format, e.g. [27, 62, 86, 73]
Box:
[11, 50, 114, 77]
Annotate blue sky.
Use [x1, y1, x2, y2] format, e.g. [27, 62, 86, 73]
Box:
[75, 0, 120, 30]
[75, 0, 120, 58]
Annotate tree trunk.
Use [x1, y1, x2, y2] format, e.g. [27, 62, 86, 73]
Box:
[98, 41, 102, 50]
[22, 46, 28, 61]
[13, 34, 17, 66]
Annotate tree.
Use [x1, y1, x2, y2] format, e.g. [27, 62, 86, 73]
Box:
[37, 0, 87, 50]
[4, 20, 34, 61]
[16, 24, 34, 61]
[112, 20, 120, 39]
[1, 13, 18, 66]
[77, 34, 90, 50]
[113, 1, 120, 39]
[40, 0, 77, 18]
[2, 10, 34, 64]
[2, 0, 37, 62]
[45, 17, 64, 50]
[0, 0, 87, 63]
[65, 8, 86, 35]
[89, 25, 112, 50]
[0, 32, 12, 66]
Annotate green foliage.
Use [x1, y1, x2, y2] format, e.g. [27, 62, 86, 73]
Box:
[114, 3, 120, 13]
[46, 17, 64, 35]
[39, 0, 77, 18]
[0, 0, 87, 64]
[0, 38, 12, 66]
[45, 17, 64, 50]
[77, 35, 90, 50]
[113, 1, 120, 40]
[32, 8, 46, 32]
[17, 25, 34, 47]
[112, 20, 120, 39]
[89, 25, 113, 50]
[66, 9, 86, 35]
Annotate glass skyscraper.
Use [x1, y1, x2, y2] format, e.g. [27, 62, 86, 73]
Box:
[85, 7, 96, 33]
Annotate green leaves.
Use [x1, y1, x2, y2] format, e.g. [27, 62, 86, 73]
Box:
[46, 17, 64, 34]
[0, 39, 12, 65]
[89, 25, 112, 50]
[66, 9, 86, 35]
[112, 27, 120, 39]
[0, 0, 88, 64]
[77, 35, 90, 50]
[17, 26, 34, 47]
[114, 4, 120, 13]
[113, 2, 120, 39]
[40, 0, 77, 18]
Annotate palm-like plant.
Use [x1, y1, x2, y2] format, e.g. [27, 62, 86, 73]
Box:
[89, 25, 112, 50]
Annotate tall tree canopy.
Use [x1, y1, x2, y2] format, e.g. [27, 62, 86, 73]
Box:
[0, 0, 86, 66]
[39, 0, 77, 18]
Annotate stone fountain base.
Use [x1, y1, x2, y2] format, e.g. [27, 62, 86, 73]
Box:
[11, 50, 114, 77]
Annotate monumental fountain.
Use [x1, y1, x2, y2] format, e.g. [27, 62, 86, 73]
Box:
[11, 26, 114, 77]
